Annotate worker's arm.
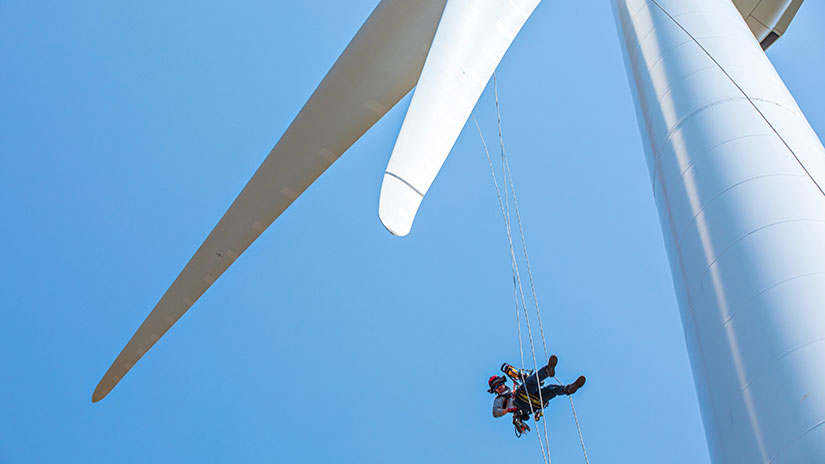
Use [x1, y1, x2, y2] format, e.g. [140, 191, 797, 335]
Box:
[492, 396, 519, 418]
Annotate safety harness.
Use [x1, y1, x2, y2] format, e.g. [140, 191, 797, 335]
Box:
[501, 362, 546, 426]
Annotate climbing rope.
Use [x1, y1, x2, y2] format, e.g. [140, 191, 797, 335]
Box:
[474, 73, 590, 464]
[568, 393, 590, 463]
[490, 74, 554, 459]
[492, 75, 550, 359]
[492, 74, 590, 464]
[472, 113, 551, 464]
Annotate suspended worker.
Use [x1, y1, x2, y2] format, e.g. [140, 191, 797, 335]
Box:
[488, 355, 586, 435]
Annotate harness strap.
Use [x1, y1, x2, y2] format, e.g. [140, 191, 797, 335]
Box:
[517, 391, 545, 410]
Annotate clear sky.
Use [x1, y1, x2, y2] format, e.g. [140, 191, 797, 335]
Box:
[1, 1, 823, 463]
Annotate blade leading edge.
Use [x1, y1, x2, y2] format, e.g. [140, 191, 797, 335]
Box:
[93, 0, 447, 402]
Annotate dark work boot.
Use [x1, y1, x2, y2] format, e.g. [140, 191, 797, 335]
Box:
[564, 375, 586, 395]
[544, 355, 558, 378]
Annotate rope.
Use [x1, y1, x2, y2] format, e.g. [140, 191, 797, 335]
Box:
[475, 73, 590, 464]
[492, 74, 590, 464]
[473, 113, 550, 464]
[490, 74, 553, 458]
[492, 75, 550, 360]
[568, 394, 590, 463]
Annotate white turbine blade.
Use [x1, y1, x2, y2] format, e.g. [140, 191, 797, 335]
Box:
[378, 0, 541, 236]
[92, 0, 447, 403]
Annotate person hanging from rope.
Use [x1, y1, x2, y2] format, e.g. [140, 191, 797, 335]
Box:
[489, 355, 586, 436]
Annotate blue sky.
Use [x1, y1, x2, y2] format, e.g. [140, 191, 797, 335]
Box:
[1, 1, 822, 463]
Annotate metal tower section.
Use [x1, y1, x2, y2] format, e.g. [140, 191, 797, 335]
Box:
[613, 0, 825, 462]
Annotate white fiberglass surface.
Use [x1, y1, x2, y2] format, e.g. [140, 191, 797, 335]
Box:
[378, 0, 540, 236]
[615, 0, 825, 461]
[92, 0, 448, 402]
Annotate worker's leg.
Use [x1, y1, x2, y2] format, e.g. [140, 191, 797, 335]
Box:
[517, 377, 561, 401]
[519, 356, 557, 392]
[564, 375, 586, 395]
[513, 383, 563, 416]
[537, 376, 586, 399]
[518, 371, 541, 392]
[514, 357, 563, 414]
[539, 384, 566, 401]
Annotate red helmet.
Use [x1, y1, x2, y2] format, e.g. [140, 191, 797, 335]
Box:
[488, 375, 507, 393]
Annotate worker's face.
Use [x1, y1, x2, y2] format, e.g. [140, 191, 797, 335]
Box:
[495, 383, 507, 394]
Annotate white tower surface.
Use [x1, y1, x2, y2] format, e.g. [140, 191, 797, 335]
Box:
[613, 0, 825, 462]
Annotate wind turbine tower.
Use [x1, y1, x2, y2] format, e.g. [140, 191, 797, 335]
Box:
[614, 0, 825, 462]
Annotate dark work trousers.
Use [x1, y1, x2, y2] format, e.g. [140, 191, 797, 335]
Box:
[512, 367, 566, 416]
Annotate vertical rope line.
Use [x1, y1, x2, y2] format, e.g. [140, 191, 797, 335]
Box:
[473, 114, 550, 464]
[504, 150, 553, 463]
[492, 74, 553, 456]
[493, 75, 550, 360]
[502, 156, 548, 462]
[500, 125, 551, 463]
[568, 395, 590, 463]
[491, 74, 590, 464]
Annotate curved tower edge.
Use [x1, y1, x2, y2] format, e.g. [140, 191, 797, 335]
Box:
[612, 0, 825, 462]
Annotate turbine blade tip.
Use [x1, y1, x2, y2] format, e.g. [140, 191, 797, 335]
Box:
[378, 174, 423, 237]
[92, 381, 111, 403]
